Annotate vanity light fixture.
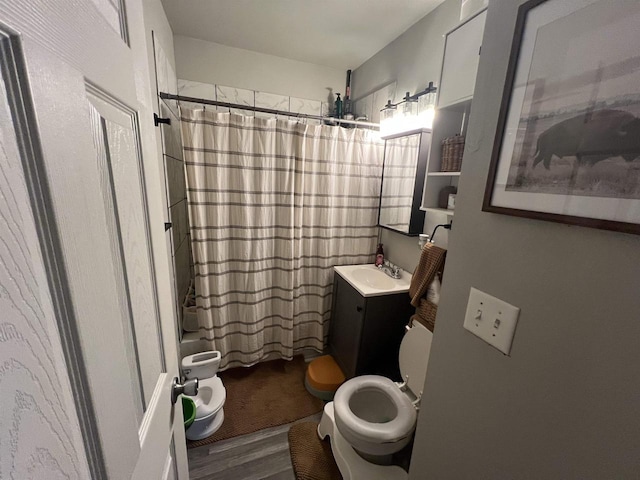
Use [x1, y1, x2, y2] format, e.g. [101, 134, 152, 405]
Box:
[379, 100, 397, 138]
[379, 82, 438, 139]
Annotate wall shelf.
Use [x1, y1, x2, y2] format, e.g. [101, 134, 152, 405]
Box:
[422, 207, 455, 216]
[438, 95, 474, 111]
[420, 10, 486, 214]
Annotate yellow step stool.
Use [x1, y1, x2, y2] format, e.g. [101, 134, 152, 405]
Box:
[305, 355, 345, 401]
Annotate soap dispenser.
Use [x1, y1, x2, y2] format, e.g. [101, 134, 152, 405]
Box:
[375, 243, 384, 267]
[334, 93, 343, 119]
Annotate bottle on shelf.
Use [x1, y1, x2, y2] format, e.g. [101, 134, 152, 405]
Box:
[344, 69, 352, 116]
[334, 93, 343, 119]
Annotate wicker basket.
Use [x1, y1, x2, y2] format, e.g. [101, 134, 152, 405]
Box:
[440, 134, 465, 172]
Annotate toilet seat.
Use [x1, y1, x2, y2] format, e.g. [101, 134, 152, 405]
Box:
[334, 375, 416, 446]
[331, 322, 433, 458]
[192, 375, 225, 419]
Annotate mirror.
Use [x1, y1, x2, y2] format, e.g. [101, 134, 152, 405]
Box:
[379, 129, 430, 235]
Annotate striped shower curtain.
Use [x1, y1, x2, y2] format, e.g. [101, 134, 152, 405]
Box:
[180, 109, 384, 369]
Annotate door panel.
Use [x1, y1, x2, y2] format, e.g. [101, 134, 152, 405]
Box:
[87, 99, 147, 421]
[25, 41, 142, 480]
[329, 276, 365, 378]
[0, 0, 187, 478]
[88, 91, 165, 411]
[88, 0, 126, 39]
[0, 38, 91, 480]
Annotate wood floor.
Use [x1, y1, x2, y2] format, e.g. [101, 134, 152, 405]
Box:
[187, 412, 323, 480]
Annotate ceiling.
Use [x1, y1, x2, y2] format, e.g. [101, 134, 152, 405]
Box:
[161, 0, 447, 70]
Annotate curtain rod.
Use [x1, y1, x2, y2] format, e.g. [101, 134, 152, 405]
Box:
[159, 92, 380, 129]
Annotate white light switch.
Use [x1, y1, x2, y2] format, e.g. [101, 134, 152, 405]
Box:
[463, 287, 520, 355]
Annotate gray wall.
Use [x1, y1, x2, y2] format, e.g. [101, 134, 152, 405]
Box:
[174, 35, 344, 103]
[143, 0, 193, 331]
[351, 0, 462, 272]
[410, 1, 640, 478]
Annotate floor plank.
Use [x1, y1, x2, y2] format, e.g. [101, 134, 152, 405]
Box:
[188, 413, 322, 480]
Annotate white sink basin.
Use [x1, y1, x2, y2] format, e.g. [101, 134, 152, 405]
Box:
[350, 267, 396, 290]
[334, 264, 412, 298]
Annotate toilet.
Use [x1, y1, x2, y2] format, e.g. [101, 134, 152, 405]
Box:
[318, 320, 433, 479]
[181, 351, 226, 441]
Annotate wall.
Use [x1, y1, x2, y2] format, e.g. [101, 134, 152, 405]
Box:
[410, 0, 640, 478]
[351, 0, 462, 272]
[177, 79, 331, 122]
[143, 0, 176, 78]
[143, 1, 194, 335]
[174, 35, 345, 104]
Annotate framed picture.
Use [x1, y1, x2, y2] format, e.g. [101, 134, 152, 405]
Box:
[483, 0, 640, 234]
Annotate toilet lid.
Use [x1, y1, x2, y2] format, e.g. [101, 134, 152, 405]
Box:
[191, 376, 226, 419]
[398, 321, 433, 397]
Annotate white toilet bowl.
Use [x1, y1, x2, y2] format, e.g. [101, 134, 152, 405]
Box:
[182, 351, 226, 441]
[334, 375, 417, 457]
[326, 321, 433, 469]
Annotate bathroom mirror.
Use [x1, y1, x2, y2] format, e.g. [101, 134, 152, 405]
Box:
[379, 129, 431, 235]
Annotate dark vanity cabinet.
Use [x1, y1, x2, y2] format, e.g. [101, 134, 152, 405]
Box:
[328, 273, 414, 380]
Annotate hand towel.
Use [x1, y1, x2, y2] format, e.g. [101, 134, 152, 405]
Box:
[409, 242, 446, 308]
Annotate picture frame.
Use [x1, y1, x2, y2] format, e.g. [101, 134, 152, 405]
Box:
[483, 0, 640, 235]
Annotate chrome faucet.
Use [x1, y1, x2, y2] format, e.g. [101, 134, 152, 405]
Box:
[378, 260, 402, 279]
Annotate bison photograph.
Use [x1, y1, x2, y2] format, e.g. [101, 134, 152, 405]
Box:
[484, 0, 640, 232]
[506, 104, 640, 199]
[496, 0, 640, 201]
[532, 110, 640, 170]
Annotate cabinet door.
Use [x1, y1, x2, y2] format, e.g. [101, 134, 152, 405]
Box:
[329, 276, 365, 378]
[358, 293, 414, 379]
[437, 10, 487, 108]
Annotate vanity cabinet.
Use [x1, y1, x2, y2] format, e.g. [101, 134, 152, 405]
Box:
[328, 273, 414, 380]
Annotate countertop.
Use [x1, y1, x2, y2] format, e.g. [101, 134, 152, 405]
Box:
[333, 263, 412, 298]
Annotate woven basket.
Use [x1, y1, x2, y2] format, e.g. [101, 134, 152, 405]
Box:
[441, 134, 465, 172]
[411, 298, 438, 332]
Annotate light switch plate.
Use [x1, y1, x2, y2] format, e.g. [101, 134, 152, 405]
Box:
[463, 287, 520, 355]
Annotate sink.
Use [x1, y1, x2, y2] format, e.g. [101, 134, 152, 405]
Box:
[350, 268, 396, 290]
[333, 264, 412, 298]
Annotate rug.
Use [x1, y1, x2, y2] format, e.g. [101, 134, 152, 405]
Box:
[288, 422, 342, 480]
[187, 356, 324, 447]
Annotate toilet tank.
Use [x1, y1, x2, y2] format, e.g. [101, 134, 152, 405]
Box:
[182, 351, 221, 380]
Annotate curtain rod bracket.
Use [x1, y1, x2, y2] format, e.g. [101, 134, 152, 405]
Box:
[154, 113, 171, 127]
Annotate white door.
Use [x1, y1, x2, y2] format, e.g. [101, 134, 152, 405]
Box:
[0, 1, 188, 479]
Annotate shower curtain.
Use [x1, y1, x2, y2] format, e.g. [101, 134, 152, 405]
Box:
[181, 109, 384, 369]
